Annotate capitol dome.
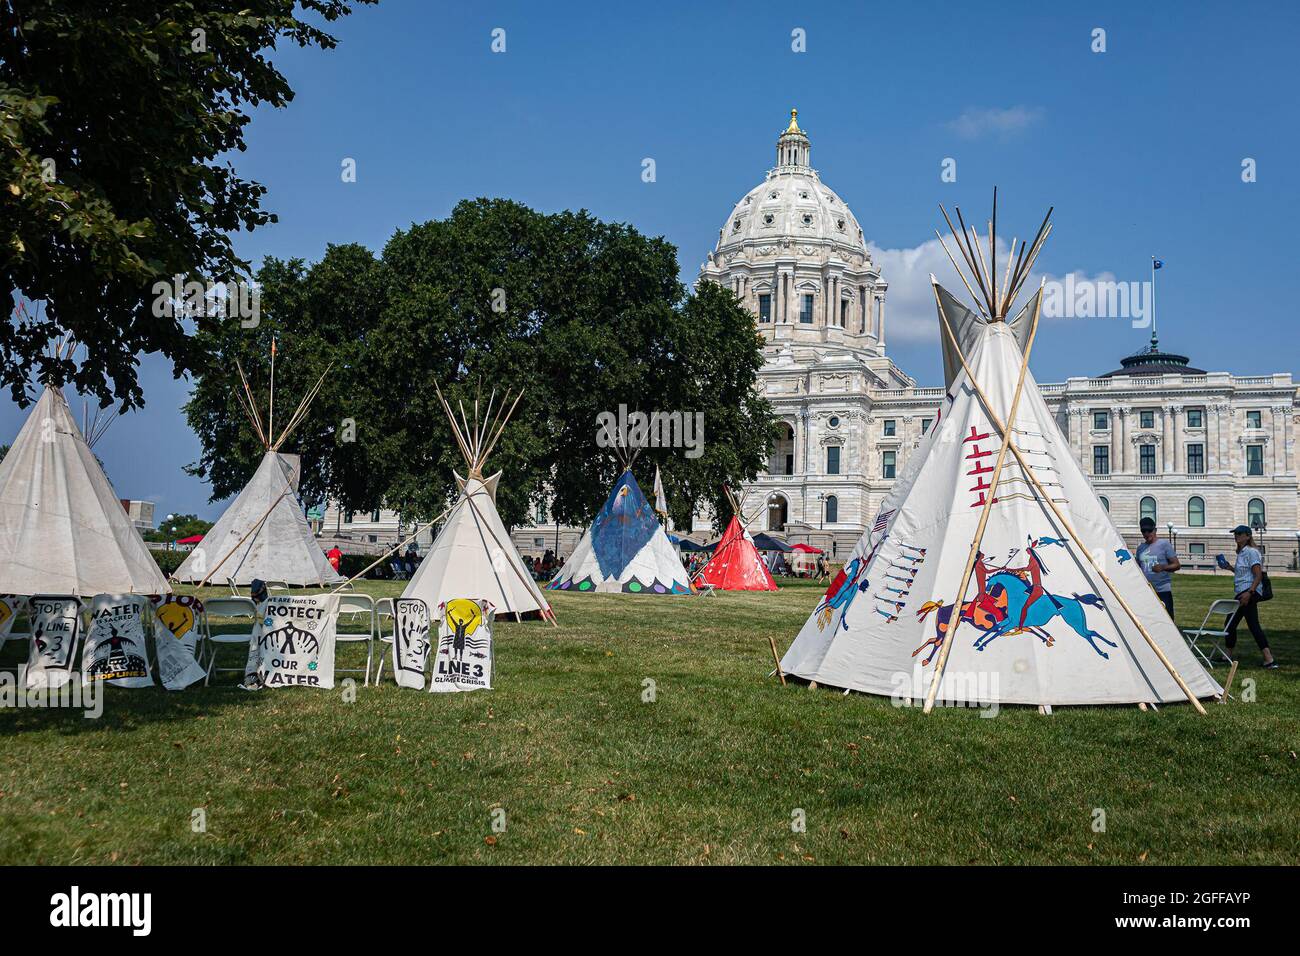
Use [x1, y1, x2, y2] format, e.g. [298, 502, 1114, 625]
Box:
[713, 109, 869, 259]
[700, 109, 889, 357]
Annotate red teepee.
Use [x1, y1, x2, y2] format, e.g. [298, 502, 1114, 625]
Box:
[698, 515, 778, 591]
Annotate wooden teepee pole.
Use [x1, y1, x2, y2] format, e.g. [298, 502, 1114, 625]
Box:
[923, 280, 1043, 713]
[933, 285, 1208, 714]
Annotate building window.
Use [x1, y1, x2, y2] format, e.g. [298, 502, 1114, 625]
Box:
[1140, 496, 1157, 525]
[828, 415, 840, 427]
[1099, 496, 1110, 512]
[921, 418, 933, 435]
[1093, 410, 1109, 431]
[800, 293, 814, 323]
[535, 503, 547, 524]
[1246, 444, 1264, 476]
[1139, 443, 1156, 474]
[1188, 543, 1206, 557]
[344, 510, 354, 524]
[1247, 498, 1266, 529]
[1246, 410, 1262, 429]
[1186, 443, 1204, 475]
[533, 537, 545, 548]
[758, 294, 771, 323]
[370, 509, 381, 523]
[826, 446, 840, 475]
[825, 495, 838, 523]
[883, 419, 896, 437]
[839, 299, 849, 327]
[1139, 409, 1155, 429]
[1187, 496, 1205, 527]
[1187, 408, 1203, 428]
[882, 450, 896, 479]
[1093, 446, 1110, 475]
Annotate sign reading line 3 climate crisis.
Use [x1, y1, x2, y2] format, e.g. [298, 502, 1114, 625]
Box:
[430, 599, 495, 693]
[150, 594, 207, 691]
[82, 594, 153, 688]
[25, 597, 82, 690]
[393, 598, 432, 690]
[243, 593, 338, 690]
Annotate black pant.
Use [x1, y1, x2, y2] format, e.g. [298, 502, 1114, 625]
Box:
[1154, 590, 1174, 618]
[1226, 592, 1269, 652]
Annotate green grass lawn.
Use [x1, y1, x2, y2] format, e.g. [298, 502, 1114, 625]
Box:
[1, 574, 1295, 865]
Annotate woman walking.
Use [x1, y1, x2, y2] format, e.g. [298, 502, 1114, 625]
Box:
[1221, 525, 1278, 668]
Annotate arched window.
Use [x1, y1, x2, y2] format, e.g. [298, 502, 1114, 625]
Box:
[1187, 496, 1205, 528]
[767, 495, 789, 532]
[825, 495, 838, 524]
[1248, 498, 1266, 529]
[1140, 496, 1157, 525]
[1099, 496, 1109, 513]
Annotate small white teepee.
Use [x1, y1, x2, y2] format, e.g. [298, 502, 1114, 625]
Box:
[781, 196, 1219, 710]
[401, 386, 555, 622]
[173, 347, 342, 587]
[0, 381, 170, 597]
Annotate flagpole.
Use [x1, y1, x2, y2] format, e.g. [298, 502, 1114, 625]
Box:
[1150, 256, 1158, 345]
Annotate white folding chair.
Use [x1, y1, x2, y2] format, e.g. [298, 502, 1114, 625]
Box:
[201, 596, 259, 685]
[335, 593, 376, 685]
[371, 598, 396, 684]
[1182, 599, 1238, 668]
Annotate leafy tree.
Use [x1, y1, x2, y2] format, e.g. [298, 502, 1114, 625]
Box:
[0, 0, 374, 410]
[185, 200, 777, 530]
[145, 512, 213, 542]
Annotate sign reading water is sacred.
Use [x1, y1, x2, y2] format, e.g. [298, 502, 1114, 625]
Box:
[26, 596, 81, 691]
[243, 593, 339, 690]
[82, 594, 152, 687]
[392, 598, 432, 690]
[429, 599, 495, 693]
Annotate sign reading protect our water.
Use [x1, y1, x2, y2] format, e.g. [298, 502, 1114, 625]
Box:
[243, 593, 338, 690]
[429, 599, 494, 693]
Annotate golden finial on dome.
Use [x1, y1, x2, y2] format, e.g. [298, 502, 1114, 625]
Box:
[785, 108, 802, 134]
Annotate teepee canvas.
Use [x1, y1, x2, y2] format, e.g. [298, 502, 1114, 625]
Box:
[781, 197, 1219, 710]
[401, 386, 555, 623]
[549, 469, 693, 595]
[0, 385, 170, 597]
[173, 347, 341, 587]
[698, 486, 777, 591]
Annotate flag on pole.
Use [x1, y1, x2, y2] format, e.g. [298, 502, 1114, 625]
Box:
[1152, 259, 1164, 270]
[653, 465, 668, 516]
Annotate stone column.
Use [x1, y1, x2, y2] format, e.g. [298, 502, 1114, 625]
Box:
[1216, 402, 1231, 473]
[1272, 405, 1284, 473]
[1112, 406, 1125, 473]
[1168, 405, 1181, 472]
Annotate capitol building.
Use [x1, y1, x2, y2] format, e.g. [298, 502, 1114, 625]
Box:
[329, 110, 1300, 571]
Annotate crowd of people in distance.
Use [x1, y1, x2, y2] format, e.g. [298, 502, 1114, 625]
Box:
[523, 551, 561, 582]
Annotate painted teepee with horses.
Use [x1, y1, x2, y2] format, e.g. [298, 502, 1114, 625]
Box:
[780, 196, 1219, 710]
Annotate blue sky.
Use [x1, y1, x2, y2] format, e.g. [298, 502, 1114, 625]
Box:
[5, 0, 1297, 520]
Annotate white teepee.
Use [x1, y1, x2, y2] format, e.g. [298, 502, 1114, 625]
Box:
[173, 347, 342, 587]
[0, 384, 170, 597]
[401, 386, 555, 622]
[781, 197, 1219, 710]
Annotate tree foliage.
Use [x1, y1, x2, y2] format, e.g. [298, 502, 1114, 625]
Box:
[0, 0, 373, 409]
[185, 199, 777, 530]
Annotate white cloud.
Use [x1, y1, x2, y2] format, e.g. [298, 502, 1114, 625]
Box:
[869, 238, 1121, 343]
[945, 105, 1044, 140]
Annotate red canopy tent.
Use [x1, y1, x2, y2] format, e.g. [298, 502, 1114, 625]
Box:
[791, 543, 823, 553]
[175, 534, 204, 545]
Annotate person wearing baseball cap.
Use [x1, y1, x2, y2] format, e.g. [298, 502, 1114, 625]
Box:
[1136, 516, 1179, 617]
[1218, 525, 1277, 668]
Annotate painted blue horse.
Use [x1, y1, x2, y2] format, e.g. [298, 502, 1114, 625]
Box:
[973, 571, 1117, 659]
